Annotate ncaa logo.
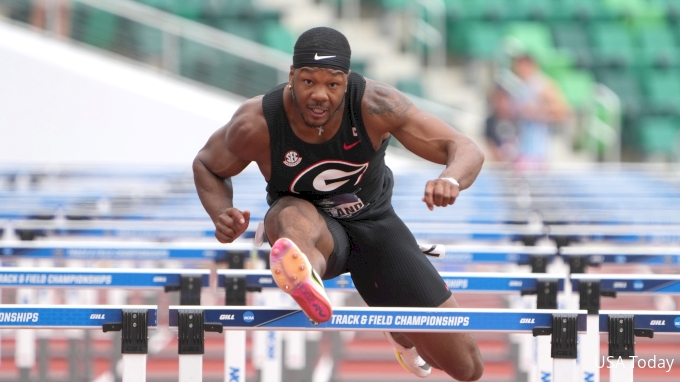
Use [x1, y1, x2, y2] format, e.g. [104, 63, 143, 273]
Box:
[674, 317, 680, 328]
[243, 311, 254, 323]
[283, 150, 302, 167]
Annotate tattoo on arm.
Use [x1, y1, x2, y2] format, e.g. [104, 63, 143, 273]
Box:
[366, 82, 417, 122]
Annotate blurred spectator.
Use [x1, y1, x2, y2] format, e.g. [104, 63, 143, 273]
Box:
[30, 0, 71, 38]
[484, 84, 520, 163]
[489, 53, 570, 171]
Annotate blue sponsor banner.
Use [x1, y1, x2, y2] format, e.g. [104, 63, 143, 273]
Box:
[589, 255, 680, 265]
[438, 249, 555, 264]
[55, 227, 215, 239]
[170, 306, 586, 333]
[0, 244, 261, 261]
[572, 276, 680, 293]
[217, 271, 564, 292]
[0, 268, 209, 288]
[0, 305, 157, 328]
[599, 311, 680, 334]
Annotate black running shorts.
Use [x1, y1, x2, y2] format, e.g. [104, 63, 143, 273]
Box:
[319, 207, 452, 308]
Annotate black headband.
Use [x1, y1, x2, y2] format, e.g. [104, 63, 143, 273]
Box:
[292, 48, 351, 73]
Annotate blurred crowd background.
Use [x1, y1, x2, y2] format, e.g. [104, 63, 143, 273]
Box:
[2, 0, 680, 167]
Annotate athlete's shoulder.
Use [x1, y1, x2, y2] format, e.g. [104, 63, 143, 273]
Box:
[362, 78, 419, 124]
[225, 95, 268, 154]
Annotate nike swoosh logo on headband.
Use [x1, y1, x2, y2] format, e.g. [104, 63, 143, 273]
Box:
[315, 53, 336, 60]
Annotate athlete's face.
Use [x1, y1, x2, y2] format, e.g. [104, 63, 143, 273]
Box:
[289, 67, 348, 129]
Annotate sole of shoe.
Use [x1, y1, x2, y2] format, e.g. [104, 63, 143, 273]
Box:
[270, 238, 332, 323]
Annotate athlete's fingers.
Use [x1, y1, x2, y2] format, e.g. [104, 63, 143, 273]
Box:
[442, 182, 459, 206]
[215, 220, 238, 240]
[422, 181, 435, 211]
[224, 208, 250, 237]
[446, 186, 459, 206]
[241, 210, 251, 231]
[214, 230, 233, 244]
[432, 181, 446, 207]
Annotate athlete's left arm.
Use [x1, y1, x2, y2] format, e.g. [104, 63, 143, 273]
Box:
[362, 79, 484, 209]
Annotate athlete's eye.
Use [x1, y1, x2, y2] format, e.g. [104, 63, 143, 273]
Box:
[329, 83, 338, 88]
[304, 79, 313, 85]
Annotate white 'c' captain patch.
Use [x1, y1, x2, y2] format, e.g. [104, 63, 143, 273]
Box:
[283, 150, 302, 167]
[289, 160, 369, 194]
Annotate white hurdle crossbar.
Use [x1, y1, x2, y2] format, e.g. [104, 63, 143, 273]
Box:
[168, 306, 586, 382]
[0, 305, 157, 382]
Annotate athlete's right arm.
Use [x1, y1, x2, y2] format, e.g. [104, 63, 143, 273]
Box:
[192, 98, 265, 243]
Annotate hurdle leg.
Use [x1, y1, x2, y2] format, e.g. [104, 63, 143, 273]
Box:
[553, 359, 577, 382]
[121, 354, 147, 382]
[179, 355, 202, 381]
[580, 315, 600, 382]
[607, 315, 635, 382]
[15, 288, 36, 382]
[609, 359, 634, 382]
[536, 335, 553, 382]
[225, 331, 246, 382]
[178, 310, 207, 382]
[111, 309, 149, 382]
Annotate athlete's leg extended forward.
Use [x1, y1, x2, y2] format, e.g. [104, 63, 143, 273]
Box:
[264, 197, 336, 323]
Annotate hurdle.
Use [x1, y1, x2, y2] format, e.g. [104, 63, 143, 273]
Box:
[218, 269, 564, 292]
[0, 266, 210, 302]
[0, 266, 209, 381]
[426, 243, 557, 273]
[548, 224, 680, 246]
[168, 306, 586, 382]
[569, 273, 680, 382]
[0, 240, 261, 261]
[216, 269, 567, 382]
[3, 217, 549, 243]
[0, 305, 157, 382]
[598, 310, 680, 382]
[560, 245, 680, 275]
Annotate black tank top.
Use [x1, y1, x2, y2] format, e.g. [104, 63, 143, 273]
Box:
[262, 72, 393, 220]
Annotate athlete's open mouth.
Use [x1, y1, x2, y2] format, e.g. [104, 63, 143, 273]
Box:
[308, 107, 328, 118]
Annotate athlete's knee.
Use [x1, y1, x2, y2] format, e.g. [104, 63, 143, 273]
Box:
[265, 197, 318, 240]
[443, 348, 484, 381]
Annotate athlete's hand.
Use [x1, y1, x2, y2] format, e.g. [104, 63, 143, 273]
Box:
[422, 178, 459, 211]
[214, 208, 251, 243]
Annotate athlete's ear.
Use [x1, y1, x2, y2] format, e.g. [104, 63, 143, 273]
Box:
[289, 66, 295, 83]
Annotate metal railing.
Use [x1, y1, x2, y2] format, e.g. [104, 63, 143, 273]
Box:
[11, 0, 292, 98]
[2, 0, 471, 131]
[410, 0, 446, 70]
[589, 84, 622, 162]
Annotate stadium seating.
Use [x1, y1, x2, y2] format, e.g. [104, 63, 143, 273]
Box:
[637, 116, 680, 158]
[7, 0, 680, 159]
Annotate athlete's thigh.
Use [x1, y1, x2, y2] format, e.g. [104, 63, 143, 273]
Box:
[346, 208, 450, 307]
[264, 196, 351, 279]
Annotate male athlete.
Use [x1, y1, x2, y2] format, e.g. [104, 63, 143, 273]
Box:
[193, 27, 484, 381]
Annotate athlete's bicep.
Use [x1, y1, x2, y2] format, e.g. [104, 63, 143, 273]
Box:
[195, 124, 250, 179]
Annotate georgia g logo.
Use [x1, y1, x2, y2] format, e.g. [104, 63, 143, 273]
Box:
[289, 160, 369, 194]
